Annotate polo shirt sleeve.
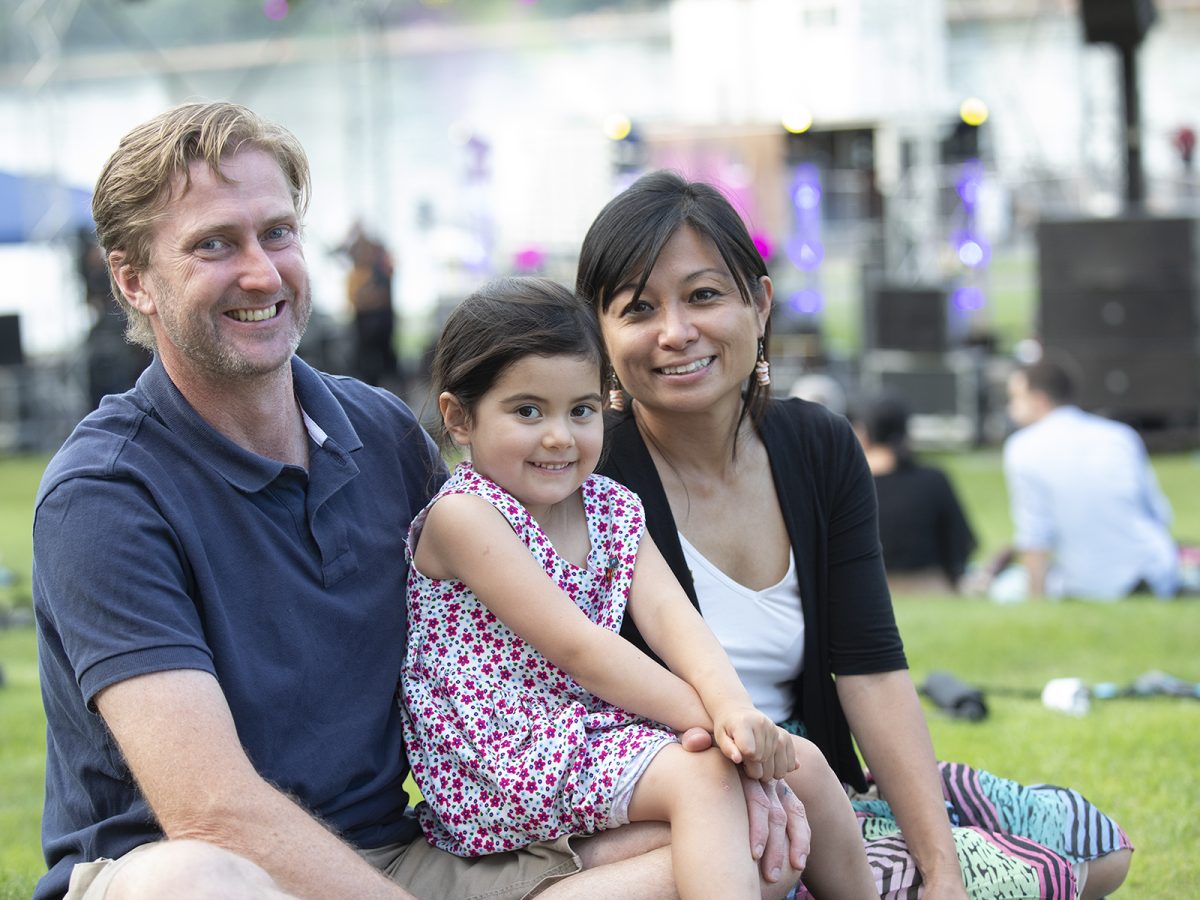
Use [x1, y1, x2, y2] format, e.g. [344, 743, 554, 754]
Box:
[1003, 435, 1055, 551]
[34, 474, 214, 709]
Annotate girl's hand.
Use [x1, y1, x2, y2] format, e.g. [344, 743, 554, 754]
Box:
[714, 708, 797, 781]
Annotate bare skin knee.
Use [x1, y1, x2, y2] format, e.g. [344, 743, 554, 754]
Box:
[108, 839, 296, 900]
[630, 746, 742, 822]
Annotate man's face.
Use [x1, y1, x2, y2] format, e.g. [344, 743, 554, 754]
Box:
[1006, 371, 1045, 428]
[126, 148, 311, 385]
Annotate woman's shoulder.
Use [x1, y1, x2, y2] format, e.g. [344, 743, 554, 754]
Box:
[763, 397, 857, 454]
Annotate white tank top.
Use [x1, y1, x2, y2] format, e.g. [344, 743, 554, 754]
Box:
[678, 533, 805, 723]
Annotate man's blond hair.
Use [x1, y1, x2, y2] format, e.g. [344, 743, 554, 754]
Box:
[92, 101, 311, 349]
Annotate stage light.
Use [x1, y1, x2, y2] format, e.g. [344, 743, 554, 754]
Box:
[959, 97, 988, 127]
[263, 0, 288, 20]
[950, 285, 986, 311]
[955, 159, 984, 209]
[603, 114, 633, 142]
[790, 163, 822, 211]
[513, 245, 546, 272]
[751, 232, 773, 261]
[788, 288, 824, 315]
[952, 232, 990, 269]
[785, 235, 824, 272]
[781, 107, 814, 135]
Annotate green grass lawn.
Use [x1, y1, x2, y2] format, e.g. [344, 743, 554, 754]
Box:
[1, 450, 1198, 897]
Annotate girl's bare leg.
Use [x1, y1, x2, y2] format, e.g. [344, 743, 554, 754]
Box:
[627, 744, 759, 900]
[783, 736, 877, 899]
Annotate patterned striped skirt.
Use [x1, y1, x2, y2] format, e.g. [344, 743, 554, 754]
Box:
[795, 761, 1132, 899]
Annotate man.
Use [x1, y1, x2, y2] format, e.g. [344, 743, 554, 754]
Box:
[998, 358, 1178, 600]
[32, 102, 806, 900]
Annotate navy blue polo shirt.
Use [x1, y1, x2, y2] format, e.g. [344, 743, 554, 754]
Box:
[32, 356, 445, 900]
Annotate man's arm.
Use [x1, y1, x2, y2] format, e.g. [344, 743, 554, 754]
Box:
[96, 669, 414, 900]
[1019, 548, 1052, 598]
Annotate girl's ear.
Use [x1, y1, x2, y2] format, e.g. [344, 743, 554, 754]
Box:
[439, 392, 472, 446]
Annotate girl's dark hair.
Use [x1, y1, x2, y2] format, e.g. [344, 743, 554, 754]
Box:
[429, 276, 605, 448]
[575, 169, 773, 431]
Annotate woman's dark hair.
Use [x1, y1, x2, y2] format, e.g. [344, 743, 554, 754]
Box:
[429, 276, 605, 448]
[575, 170, 773, 431]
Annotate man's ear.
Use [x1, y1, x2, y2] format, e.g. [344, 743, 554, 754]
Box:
[109, 251, 155, 316]
[438, 392, 472, 446]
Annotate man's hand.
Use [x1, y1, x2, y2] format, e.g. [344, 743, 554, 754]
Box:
[747, 776, 809, 883]
[679, 727, 809, 884]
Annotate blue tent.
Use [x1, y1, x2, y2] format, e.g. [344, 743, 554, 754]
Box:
[0, 170, 94, 244]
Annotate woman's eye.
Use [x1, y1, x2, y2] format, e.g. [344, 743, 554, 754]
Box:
[572, 405, 597, 419]
[692, 288, 718, 302]
[620, 298, 653, 317]
[515, 405, 540, 419]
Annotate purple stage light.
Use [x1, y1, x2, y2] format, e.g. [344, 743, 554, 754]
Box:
[952, 231, 989, 268]
[955, 159, 984, 209]
[788, 288, 824, 315]
[950, 285, 986, 311]
[785, 235, 824, 271]
[263, 0, 288, 21]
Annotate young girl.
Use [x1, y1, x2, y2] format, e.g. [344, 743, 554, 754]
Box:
[401, 277, 871, 898]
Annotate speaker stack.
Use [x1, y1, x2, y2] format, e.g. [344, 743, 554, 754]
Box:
[859, 286, 982, 447]
[1036, 216, 1200, 439]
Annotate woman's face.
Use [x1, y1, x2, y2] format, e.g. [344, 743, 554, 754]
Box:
[598, 225, 771, 418]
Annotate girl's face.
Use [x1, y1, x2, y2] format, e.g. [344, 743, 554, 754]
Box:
[598, 225, 771, 420]
[441, 353, 604, 519]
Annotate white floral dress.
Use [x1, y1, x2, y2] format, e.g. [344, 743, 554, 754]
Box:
[401, 462, 677, 857]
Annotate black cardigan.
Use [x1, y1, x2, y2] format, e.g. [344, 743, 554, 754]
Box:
[598, 398, 907, 790]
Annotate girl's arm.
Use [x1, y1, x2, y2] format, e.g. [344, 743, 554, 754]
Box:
[414, 494, 710, 733]
[625, 532, 793, 780]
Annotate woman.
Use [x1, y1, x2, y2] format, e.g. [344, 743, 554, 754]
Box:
[576, 170, 1132, 899]
[851, 393, 978, 595]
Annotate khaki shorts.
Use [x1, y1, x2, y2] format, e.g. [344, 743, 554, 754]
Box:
[64, 834, 582, 900]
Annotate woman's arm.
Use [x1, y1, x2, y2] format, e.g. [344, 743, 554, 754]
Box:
[836, 670, 967, 899]
[415, 494, 711, 732]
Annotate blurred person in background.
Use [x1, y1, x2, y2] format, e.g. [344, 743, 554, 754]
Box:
[342, 222, 400, 389]
[852, 394, 977, 595]
[994, 358, 1178, 601]
[77, 227, 150, 409]
[31, 101, 805, 900]
[579, 169, 1133, 900]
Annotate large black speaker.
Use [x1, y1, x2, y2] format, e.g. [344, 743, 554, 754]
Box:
[1080, 0, 1157, 46]
[866, 286, 946, 353]
[0, 315, 22, 367]
[1037, 216, 1199, 422]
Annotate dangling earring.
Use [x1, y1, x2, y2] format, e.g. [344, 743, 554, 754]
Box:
[608, 372, 626, 411]
[754, 338, 771, 387]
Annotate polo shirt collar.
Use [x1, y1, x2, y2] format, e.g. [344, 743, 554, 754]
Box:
[138, 355, 363, 493]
